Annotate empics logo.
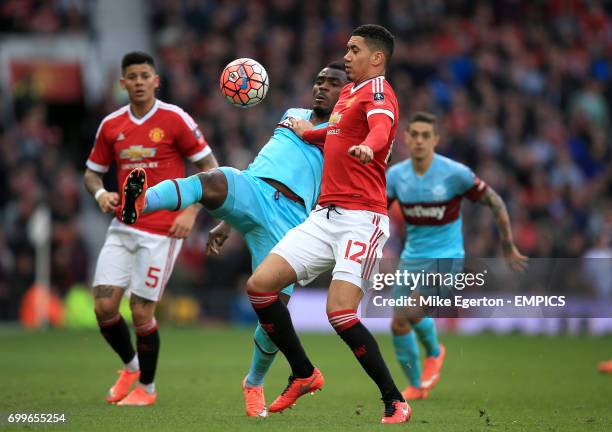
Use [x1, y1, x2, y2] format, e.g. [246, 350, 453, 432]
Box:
[119, 145, 157, 161]
[149, 127, 165, 143]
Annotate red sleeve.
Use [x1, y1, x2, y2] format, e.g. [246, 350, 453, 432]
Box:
[363, 77, 397, 126]
[362, 113, 392, 152]
[86, 122, 113, 173]
[173, 110, 211, 162]
[463, 177, 488, 201]
[303, 127, 328, 149]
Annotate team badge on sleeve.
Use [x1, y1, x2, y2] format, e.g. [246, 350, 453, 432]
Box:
[372, 77, 386, 105]
[373, 92, 385, 106]
[278, 116, 295, 128]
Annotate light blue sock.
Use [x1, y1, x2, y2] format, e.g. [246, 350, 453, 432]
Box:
[144, 175, 202, 213]
[392, 331, 421, 387]
[245, 324, 278, 387]
[413, 317, 440, 357]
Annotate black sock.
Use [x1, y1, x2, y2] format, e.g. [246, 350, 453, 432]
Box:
[248, 291, 314, 378]
[136, 325, 160, 385]
[330, 310, 403, 401]
[98, 314, 136, 364]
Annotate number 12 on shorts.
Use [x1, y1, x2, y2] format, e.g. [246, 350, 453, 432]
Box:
[344, 240, 367, 264]
[146, 267, 161, 288]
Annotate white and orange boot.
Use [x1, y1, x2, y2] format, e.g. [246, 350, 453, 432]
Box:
[242, 377, 267, 417]
[421, 344, 446, 390]
[117, 386, 157, 406]
[106, 369, 140, 404]
[381, 400, 412, 424]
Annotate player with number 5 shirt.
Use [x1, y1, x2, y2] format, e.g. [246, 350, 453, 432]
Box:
[83, 51, 217, 406]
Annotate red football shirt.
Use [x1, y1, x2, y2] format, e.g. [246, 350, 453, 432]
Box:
[86, 99, 211, 235]
[318, 76, 398, 215]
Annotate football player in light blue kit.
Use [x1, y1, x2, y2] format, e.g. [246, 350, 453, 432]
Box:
[386, 111, 527, 400]
[119, 62, 348, 416]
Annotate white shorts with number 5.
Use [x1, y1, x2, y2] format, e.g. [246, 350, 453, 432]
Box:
[93, 219, 183, 301]
[271, 205, 389, 291]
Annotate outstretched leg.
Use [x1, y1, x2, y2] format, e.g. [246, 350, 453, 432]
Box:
[121, 167, 228, 224]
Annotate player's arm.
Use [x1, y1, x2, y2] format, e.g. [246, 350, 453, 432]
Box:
[478, 187, 528, 272]
[206, 220, 231, 256]
[84, 169, 119, 214]
[195, 152, 219, 172]
[349, 114, 393, 164]
[85, 119, 117, 214]
[290, 118, 328, 149]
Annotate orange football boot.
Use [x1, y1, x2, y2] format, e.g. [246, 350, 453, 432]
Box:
[598, 359, 612, 374]
[268, 368, 324, 413]
[401, 385, 428, 400]
[242, 377, 267, 417]
[106, 369, 140, 403]
[117, 386, 157, 406]
[381, 400, 412, 424]
[421, 343, 446, 390]
[120, 168, 147, 225]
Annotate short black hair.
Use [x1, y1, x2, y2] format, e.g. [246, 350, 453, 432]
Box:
[351, 24, 394, 68]
[326, 60, 345, 72]
[408, 111, 438, 133]
[121, 51, 155, 73]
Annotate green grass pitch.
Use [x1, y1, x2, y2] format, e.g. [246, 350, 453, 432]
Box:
[1, 326, 611, 431]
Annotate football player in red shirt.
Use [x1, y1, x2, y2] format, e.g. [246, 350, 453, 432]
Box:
[245, 25, 410, 424]
[83, 52, 217, 406]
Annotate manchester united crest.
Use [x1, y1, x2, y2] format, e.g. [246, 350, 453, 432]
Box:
[149, 127, 165, 143]
[329, 112, 342, 127]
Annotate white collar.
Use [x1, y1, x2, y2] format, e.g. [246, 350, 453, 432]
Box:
[350, 75, 385, 94]
[128, 99, 159, 125]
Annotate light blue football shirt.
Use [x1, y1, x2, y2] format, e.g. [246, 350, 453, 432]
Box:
[245, 108, 325, 212]
[387, 154, 486, 259]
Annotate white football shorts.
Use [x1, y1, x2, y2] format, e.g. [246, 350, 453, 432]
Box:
[272, 205, 389, 292]
[92, 219, 183, 301]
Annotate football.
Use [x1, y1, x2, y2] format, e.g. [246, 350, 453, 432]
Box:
[219, 58, 269, 108]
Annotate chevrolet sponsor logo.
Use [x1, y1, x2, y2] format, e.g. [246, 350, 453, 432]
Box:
[119, 145, 157, 161]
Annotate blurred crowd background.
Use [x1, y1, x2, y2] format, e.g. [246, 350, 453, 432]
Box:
[0, 0, 610, 323]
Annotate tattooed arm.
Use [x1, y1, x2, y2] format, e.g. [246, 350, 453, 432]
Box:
[478, 187, 528, 272]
